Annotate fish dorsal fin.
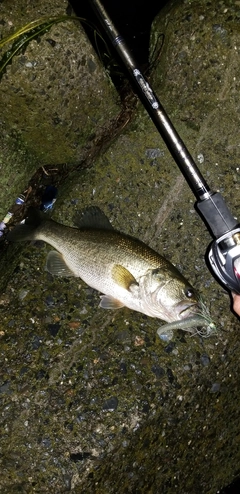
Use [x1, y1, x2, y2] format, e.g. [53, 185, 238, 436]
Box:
[99, 295, 125, 309]
[74, 206, 114, 230]
[111, 264, 138, 291]
[46, 251, 76, 277]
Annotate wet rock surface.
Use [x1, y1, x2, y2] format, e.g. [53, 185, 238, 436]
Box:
[0, 0, 120, 219]
[0, 0, 240, 492]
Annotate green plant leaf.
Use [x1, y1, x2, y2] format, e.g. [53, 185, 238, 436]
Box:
[0, 15, 87, 80]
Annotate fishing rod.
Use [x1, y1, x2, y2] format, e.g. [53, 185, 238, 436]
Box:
[89, 0, 240, 295]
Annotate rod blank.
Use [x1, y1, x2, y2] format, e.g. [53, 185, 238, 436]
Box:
[90, 0, 210, 200]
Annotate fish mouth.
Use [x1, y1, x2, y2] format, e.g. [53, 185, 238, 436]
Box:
[178, 302, 199, 320]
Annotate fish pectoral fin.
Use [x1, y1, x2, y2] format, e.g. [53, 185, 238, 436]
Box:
[46, 251, 76, 277]
[111, 264, 138, 291]
[99, 295, 125, 310]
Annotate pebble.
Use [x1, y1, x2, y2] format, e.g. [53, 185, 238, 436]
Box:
[102, 396, 118, 411]
[164, 342, 176, 354]
[200, 354, 210, 366]
[145, 148, 164, 159]
[48, 323, 60, 337]
[151, 365, 165, 379]
[210, 383, 220, 393]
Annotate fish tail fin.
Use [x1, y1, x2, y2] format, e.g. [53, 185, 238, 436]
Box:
[8, 207, 46, 242]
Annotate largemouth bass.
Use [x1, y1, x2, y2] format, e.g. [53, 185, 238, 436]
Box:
[8, 206, 200, 323]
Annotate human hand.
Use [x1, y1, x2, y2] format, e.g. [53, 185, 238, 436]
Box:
[232, 293, 240, 316]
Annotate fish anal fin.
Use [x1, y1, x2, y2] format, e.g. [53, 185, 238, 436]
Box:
[99, 295, 125, 310]
[46, 250, 76, 277]
[111, 264, 138, 291]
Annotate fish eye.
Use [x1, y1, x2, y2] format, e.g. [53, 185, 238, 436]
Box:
[185, 287, 194, 298]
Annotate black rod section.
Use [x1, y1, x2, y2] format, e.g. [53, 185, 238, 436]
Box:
[90, 0, 238, 238]
[90, 0, 210, 200]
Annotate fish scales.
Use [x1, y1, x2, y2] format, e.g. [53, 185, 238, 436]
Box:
[8, 206, 200, 322]
[35, 222, 170, 294]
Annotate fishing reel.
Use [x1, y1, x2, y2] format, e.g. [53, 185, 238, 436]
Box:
[196, 191, 240, 294]
[208, 228, 240, 294]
